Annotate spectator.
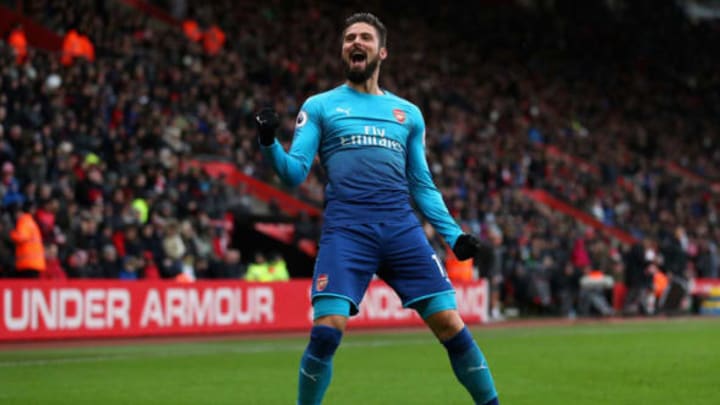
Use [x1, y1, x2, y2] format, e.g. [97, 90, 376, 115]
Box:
[2, 162, 23, 208]
[35, 198, 58, 243]
[553, 262, 579, 318]
[142, 251, 161, 280]
[139, 223, 165, 264]
[161, 220, 186, 277]
[176, 256, 196, 282]
[660, 227, 688, 279]
[42, 243, 67, 280]
[623, 240, 656, 315]
[267, 251, 290, 282]
[577, 268, 614, 317]
[66, 249, 91, 278]
[486, 225, 505, 320]
[223, 248, 245, 279]
[294, 211, 320, 244]
[119, 255, 142, 281]
[85, 248, 103, 278]
[0, 217, 15, 277]
[122, 225, 145, 258]
[100, 244, 123, 278]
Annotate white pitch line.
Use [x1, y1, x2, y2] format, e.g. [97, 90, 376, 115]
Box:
[0, 337, 433, 368]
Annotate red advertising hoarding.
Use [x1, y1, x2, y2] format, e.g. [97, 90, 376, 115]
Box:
[0, 279, 488, 341]
[691, 278, 720, 296]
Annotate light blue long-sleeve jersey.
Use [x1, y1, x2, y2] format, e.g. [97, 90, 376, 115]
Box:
[261, 84, 462, 248]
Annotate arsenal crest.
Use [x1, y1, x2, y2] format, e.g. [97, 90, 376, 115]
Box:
[316, 274, 329, 291]
[393, 109, 406, 124]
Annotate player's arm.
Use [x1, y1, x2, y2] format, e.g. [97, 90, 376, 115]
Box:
[255, 101, 322, 188]
[406, 107, 488, 261]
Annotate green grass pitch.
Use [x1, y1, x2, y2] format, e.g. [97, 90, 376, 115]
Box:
[0, 318, 718, 404]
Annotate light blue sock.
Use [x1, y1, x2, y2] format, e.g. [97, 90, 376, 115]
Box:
[297, 325, 342, 405]
[443, 327, 498, 405]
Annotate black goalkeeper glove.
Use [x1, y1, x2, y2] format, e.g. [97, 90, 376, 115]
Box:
[452, 233, 495, 269]
[255, 107, 280, 146]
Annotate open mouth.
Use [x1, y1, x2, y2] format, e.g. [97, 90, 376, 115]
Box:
[350, 50, 367, 66]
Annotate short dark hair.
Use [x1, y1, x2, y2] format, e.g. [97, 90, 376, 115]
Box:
[343, 12, 387, 47]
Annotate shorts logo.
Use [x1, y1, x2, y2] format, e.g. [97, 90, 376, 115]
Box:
[316, 274, 329, 291]
[296, 111, 308, 128]
[392, 109, 406, 124]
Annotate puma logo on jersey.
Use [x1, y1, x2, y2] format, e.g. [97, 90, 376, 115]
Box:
[336, 107, 351, 116]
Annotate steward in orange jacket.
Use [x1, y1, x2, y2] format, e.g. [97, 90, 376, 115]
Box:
[61, 29, 95, 66]
[10, 202, 46, 277]
[203, 25, 226, 56]
[8, 25, 28, 65]
[61, 29, 82, 66]
[445, 247, 474, 282]
[79, 34, 95, 62]
[182, 19, 202, 42]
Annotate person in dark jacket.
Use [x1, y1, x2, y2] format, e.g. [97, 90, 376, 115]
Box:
[623, 239, 655, 315]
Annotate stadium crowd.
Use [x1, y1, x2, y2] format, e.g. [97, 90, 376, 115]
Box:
[1, 0, 719, 317]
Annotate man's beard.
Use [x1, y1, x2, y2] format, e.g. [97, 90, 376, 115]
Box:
[344, 57, 379, 84]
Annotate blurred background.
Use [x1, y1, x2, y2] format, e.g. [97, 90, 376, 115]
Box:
[1, 0, 719, 320]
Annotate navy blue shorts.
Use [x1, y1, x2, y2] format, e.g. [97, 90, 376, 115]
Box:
[311, 214, 454, 315]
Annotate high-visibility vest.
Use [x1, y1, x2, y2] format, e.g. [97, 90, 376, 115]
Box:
[267, 259, 290, 282]
[245, 263, 271, 282]
[245, 260, 290, 282]
[10, 213, 46, 272]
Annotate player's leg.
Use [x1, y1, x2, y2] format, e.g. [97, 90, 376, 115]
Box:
[378, 217, 498, 404]
[421, 304, 499, 405]
[297, 302, 349, 405]
[298, 224, 380, 405]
